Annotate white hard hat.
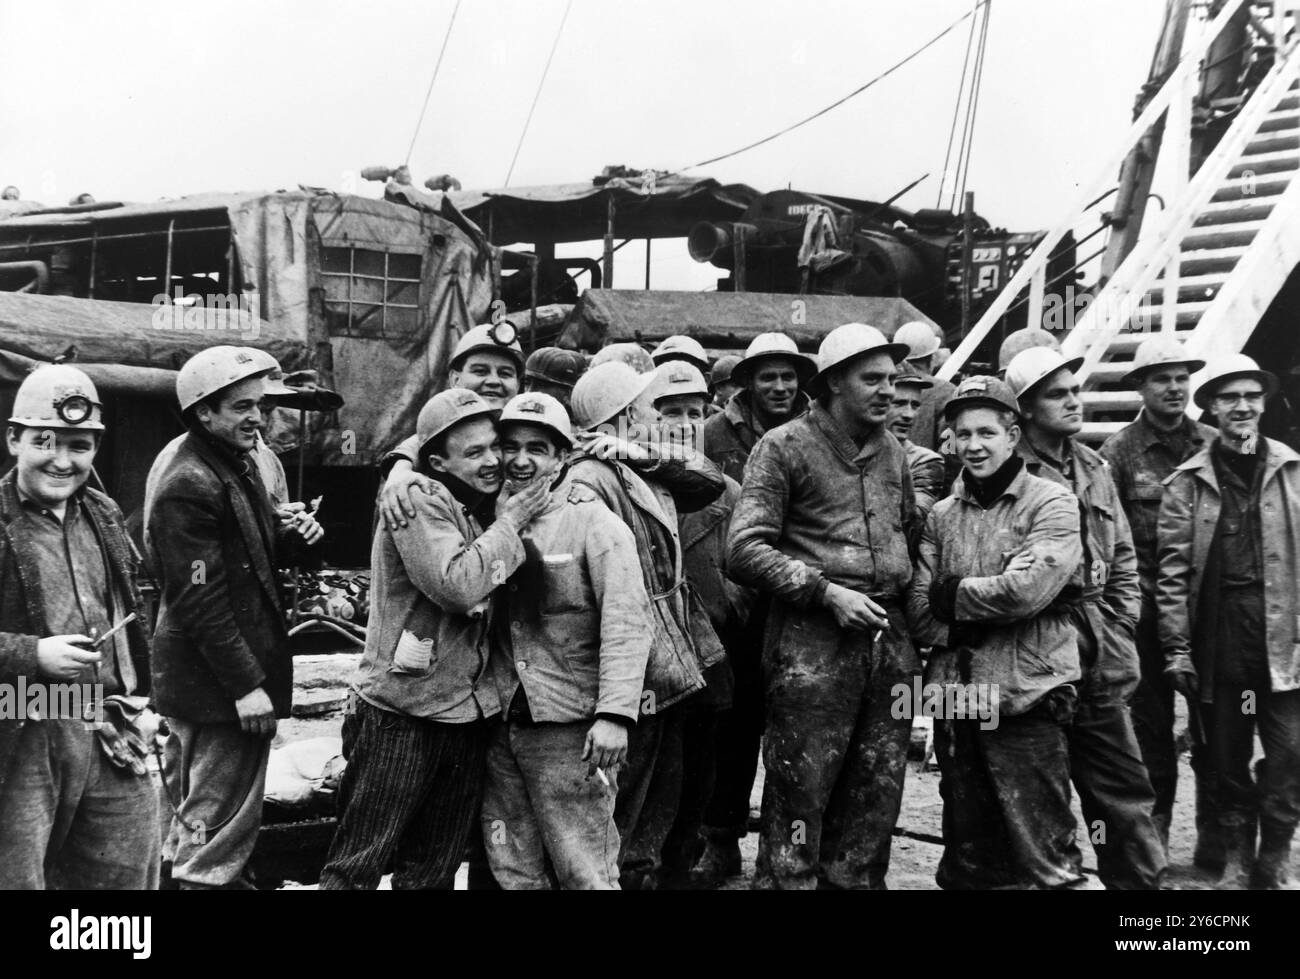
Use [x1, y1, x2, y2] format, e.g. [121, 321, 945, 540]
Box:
[570, 362, 659, 430]
[651, 335, 710, 372]
[1004, 346, 1085, 401]
[450, 322, 525, 375]
[9, 364, 105, 431]
[1122, 336, 1207, 386]
[730, 333, 817, 388]
[242, 347, 297, 397]
[499, 391, 573, 448]
[416, 388, 496, 454]
[808, 323, 910, 397]
[176, 345, 272, 412]
[895, 321, 941, 361]
[590, 342, 655, 374]
[1192, 353, 1278, 410]
[654, 361, 710, 403]
[997, 327, 1061, 370]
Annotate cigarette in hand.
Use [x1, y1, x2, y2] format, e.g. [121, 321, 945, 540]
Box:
[595, 767, 611, 788]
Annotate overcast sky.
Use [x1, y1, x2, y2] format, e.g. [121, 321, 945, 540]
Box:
[2, 0, 1169, 288]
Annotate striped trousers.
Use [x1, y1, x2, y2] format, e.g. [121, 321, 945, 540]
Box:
[319, 700, 489, 890]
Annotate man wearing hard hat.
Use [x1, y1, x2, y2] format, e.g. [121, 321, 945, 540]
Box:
[149, 346, 324, 889]
[0, 365, 160, 889]
[709, 354, 742, 414]
[1099, 337, 1219, 867]
[907, 375, 1088, 889]
[887, 361, 947, 520]
[1156, 353, 1300, 889]
[523, 346, 588, 410]
[895, 320, 955, 453]
[480, 392, 652, 889]
[1005, 346, 1166, 890]
[729, 322, 920, 889]
[321, 389, 549, 890]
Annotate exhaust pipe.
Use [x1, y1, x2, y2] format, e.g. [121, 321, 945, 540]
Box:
[688, 222, 758, 267]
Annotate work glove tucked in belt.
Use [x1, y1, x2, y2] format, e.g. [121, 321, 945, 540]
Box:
[91, 695, 154, 777]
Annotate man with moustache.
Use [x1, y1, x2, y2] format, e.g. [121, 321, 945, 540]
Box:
[1157, 354, 1300, 889]
[1100, 337, 1218, 864]
[728, 322, 920, 890]
[150, 346, 324, 889]
[321, 389, 549, 889]
[1006, 346, 1166, 890]
[480, 392, 652, 889]
[907, 376, 1087, 890]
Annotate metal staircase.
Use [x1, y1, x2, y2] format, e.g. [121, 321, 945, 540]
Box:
[938, 0, 1300, 440]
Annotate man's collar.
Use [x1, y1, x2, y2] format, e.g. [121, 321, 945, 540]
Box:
[810, 402, 888, 463]
[1135, 409, 1198, 448]
[15, 480, 84, 518]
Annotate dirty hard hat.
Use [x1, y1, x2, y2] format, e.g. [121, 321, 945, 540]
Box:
[808, 322, 910, 398]
[654, 361, 710, 403]
[499, 391, 573, 449]
[10, 363, 105, 431]
[730, 333, 817, 388]
[944, 375, 1021, 422]
[416, 388, 497, 455]
[449, 322, 526, 375]
[997, 327, 1061, 371]
[1192, 353, 1278, 410]
[895, 321, 941, 361]
[1122, 336, 1207, 386]
[1005, 346, 1085, 401]
[525, 347, 588, 389]
[894, 360, 934, 390]
[242, 348, 297, 398]
[710, 354, 742, 387]
[570, 361, 659, 430]
[590, 342, 655, 374]
[176, 345, 273, 413]
[651, 335, 711, 372]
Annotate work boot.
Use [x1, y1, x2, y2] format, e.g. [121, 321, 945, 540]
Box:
[692, 828, 742, 885]
[1217, 821, 1257, 890]
[1251, 827, 1294, 890]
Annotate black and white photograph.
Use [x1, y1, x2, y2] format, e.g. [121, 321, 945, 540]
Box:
[0, 0, 1292, 962]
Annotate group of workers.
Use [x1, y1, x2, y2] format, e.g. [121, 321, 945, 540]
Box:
[0, 309, 1296, 891]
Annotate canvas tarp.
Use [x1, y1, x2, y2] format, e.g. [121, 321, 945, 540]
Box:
[559, 289, 938, 353]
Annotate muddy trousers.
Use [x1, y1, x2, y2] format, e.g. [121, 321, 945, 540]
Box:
[1128, 611, 1217, 849]
[1199, 687, 1300, 844]
[703, 609, 767, 839]
[935, 687, 1084, 890]
[319, 701, 488, 890]
[0, 718, 159, 890]
[661, 706, 721, 877]
[754, 610, 916, 890]
[481, 720, 621, 889]
[162, 718, 270, 888]
[614, 706, 684, 887]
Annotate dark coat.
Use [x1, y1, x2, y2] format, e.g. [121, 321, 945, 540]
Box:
[148, 430, 295, 723]
[0, 471, 152, 790]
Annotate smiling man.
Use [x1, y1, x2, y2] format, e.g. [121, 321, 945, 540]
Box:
[1157, 353, 1300, 890]
[728, 322, 920, 889]
[150, 346, 323, 889]
[1100, 337, 1218, 866]
[1007, 346, 1166, 890]
[0, 365, 158, 890]
[480, 392, 651, 889]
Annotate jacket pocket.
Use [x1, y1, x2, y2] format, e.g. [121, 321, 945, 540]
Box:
[389, 629, 435, 675]
[540, 554, 587, 614]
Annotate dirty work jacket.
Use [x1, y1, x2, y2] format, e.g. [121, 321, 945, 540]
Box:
[728, 403, 917, 609]
[904, 439, 946, 520]
[149, 430, 302, 723]
[1100, 411, 1216, 602]
[569, 453, 721, 712]
[493, 475, 653, 724]
[702, 390, 811, 484]
[912, 371, 957, 452]
[1156, 436, 1300, 695]
[1018, 436, 1141, 699]
[0, 473, 153, 792]
[907, 464, 1083, 716]
[355, 479, 526, 722]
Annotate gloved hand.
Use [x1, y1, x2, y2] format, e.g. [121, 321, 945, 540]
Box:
[1164, 653, 1199, 699]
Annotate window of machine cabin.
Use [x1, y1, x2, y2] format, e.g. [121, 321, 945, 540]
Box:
[319, 247, 421, 340]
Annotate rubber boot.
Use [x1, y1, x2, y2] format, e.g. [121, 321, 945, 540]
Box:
[1217, 820, 1257, 890]
[692, 826, 742, 885]
[1252, 826, 1294, 890]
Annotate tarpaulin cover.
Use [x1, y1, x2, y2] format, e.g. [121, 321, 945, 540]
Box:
[560, 289, 937, 353]
[436, 174, 759, 244]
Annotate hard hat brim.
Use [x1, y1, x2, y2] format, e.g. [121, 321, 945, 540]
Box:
[450, 343, 526, 377]
[1012, 356, 1085, 401]
[731, 351, 818, 389]
[1122, 356, 1208, 387]
[1192, 368, 1279, 410]
[576, 369, 660, 430]
[7, 415, 105, 432]
[651, 351, 711, 373]
[903, 335, 942, 361]
[944, 394, 1020, 423]
[417, 402, 498, 456]
[807, 342, 912, 397]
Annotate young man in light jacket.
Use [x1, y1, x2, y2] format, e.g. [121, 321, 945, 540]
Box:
[481, 393, 653, 889]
